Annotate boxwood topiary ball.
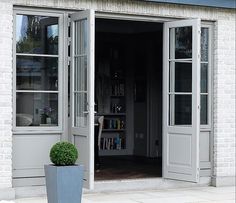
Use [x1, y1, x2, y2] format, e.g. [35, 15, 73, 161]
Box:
[50, 141, 78, 166]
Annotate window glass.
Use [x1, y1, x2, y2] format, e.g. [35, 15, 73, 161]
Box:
[16, 93, 58, 126]
[15, 14, 59, 127]
[16, 15, 58, 54]
[201, 28, 209, 62]
[75, 20, 87, 55]
[174, 62, 192, 92]
[175, 95, 192, 125]
[169, 94, 192, 125]
[200, 95, 208, 125]
[200, 63, 208, 93]
[170, 26, 192, 59]
[74, 56, 87, 91]
[74, 92, 87, 127]
[16, 56, 58, 90]
[73, 19, 88, 128]
[200, 27, 209, 125]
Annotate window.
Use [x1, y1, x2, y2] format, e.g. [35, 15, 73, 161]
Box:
[15, 13, 60, 127]
[200, 26, 211, 125]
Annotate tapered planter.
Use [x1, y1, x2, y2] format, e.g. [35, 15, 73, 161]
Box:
[44, 165, 84, 203]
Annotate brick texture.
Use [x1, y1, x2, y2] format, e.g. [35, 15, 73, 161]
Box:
[213, 20, 236, 178]
[0, 1, 13, 189]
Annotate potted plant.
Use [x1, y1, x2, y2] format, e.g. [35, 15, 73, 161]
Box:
[44, 141, 84, 203]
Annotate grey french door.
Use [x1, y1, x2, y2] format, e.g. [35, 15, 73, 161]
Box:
[163, 19, 201, 182]
[70, 10, 95, 189]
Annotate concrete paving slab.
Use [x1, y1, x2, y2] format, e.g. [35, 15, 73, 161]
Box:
[0, 186, 235, 203]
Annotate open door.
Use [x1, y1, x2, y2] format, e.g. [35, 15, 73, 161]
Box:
[163, 19, 201, 182]
[70, 10, 95, 189]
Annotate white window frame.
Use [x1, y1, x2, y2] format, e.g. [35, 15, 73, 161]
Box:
[13, 8, 66, 132]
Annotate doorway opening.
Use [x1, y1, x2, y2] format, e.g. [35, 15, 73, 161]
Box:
[94, 18, 163, 181]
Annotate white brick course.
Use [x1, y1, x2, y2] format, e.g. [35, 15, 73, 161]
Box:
[0, 0, 235, 193]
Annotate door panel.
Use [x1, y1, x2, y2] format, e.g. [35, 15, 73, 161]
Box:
[163, 19, 201, 182]
[13, 134, 61, 177]
[70, 10, 95, 189]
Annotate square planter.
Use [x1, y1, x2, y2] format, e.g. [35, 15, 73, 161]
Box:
[44, 165, 84, 203]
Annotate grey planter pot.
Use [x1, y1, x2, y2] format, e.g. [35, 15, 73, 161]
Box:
[44, 165, 84, 203]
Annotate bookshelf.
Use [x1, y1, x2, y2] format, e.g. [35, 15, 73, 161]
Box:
[95, 41, 127, 155]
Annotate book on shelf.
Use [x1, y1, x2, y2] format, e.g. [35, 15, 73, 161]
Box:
[103, 118, 125, 130]
[100, 136, 125, 150]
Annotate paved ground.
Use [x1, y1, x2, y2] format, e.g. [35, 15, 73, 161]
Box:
[1, 186, 235, 203]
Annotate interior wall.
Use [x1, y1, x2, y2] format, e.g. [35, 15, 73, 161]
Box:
[132, 31, 163, 157]
[133, 34, 148, 156]
[147, 31, 163, 158]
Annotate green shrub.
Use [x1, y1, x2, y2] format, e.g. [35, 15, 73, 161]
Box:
[50, 141, 78, 166]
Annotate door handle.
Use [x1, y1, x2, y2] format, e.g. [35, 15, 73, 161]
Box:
[83, 111, 89, 114]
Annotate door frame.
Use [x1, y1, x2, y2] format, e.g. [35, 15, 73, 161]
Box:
[69, 10, 95, 189]
[93, 12, 213, 182]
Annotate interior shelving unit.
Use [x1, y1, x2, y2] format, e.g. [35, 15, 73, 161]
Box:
[95, 34, 127, 156]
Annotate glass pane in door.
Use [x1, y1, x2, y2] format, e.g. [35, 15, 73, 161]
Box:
[169, 62, 192, 92]
[169, 26, 193, 126]
[75, 20, 87, 55]
[169, 26, 192, 59]
[175, 95, 192, 125]
[74, 92, 87, 127]
[169, 94, 192, 125]
[74, 56, 87, 91]
[73, 19, 88, 128]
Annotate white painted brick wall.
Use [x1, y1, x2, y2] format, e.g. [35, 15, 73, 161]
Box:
[0, 1, 13, 189]
[0, 0, 235, 189]
[213, 19, 236, 179]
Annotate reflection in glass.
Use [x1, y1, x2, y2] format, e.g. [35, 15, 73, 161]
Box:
[16, 56, 58, 90]
[16, 15, 58, 54]
[201, 63, 208, 93]
[200, 95, 208, 125]
[169, 94, 192, 125]
[173, 62, 192, 92]
[201, 28, 209, 62]
[74, 56, 87, 91]
[75, 20, 87, 55]
[173, 26, 192, 59]
[16, 93, 58, 126]
[74, 93, 87, 127]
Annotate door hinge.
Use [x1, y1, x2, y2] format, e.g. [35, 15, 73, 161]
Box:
[67, 17, 71, 27]
[68, 37, 71, 46]
[68, 57, 71, 66]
